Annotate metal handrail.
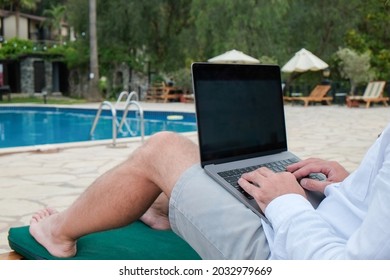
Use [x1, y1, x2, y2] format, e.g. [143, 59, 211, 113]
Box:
[117, 91, 140, 134]
[115, 91, 129, 107]
[126, 91, 139, 102]
[118, 100, 145, 143]
[89, 91, 144, 146]
[89, 101, 117, 147]
[115, 91, 138, 107]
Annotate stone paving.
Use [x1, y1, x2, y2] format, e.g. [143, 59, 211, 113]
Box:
[1, 102, 389, 253]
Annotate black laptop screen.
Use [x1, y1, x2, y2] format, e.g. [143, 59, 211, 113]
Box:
[192, 63, 287, 166]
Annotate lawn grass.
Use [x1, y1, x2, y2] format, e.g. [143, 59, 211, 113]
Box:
[0, 95, 88, 105]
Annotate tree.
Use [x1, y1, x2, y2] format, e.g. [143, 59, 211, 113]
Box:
[188, 0, 289, 62]
[57, 0, 390, 96]
[0, 0, 40, 38]
[88, 0, 101, 101]
[345, 0, 390, 80]
[42, 4, 66, 44]
[63, 0, 99, 100]
[123, 0, 193, 72]
[336, 47, 375, 95]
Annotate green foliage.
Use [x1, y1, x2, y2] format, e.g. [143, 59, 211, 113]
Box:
[167, 67, 192, 92]
[336, 47, 375, 94]
[0, 95, 87, 104]
[0, 38, 88, 70]
[259, 56, 278, 65]
[0, 38, 33, 59]
[42, 4, 66, 42]
[46, 41, 89, 69]
[374, 49, 390, 80]
[66, 0, 88, 34]
[0, 0, 41, 11]
[189, 0, 289, 61]
[64, 0, 390, 89]
[2, 0, 390, 94]
[345, 29, 369, 53]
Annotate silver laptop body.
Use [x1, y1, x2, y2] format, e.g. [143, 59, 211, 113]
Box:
[192, 62, 324, 224]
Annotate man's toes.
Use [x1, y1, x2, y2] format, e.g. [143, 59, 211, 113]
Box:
[30, 207, 58, 224]
[47, 207, 58, 215]
[30, 216, 39, 224]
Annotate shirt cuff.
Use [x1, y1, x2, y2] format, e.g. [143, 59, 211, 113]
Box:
[265, 194, 314, 229]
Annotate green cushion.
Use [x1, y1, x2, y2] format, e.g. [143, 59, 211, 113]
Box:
[8, 221, 201, 260]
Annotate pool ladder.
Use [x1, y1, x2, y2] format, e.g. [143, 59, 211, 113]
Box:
[89, 91, 145, 147]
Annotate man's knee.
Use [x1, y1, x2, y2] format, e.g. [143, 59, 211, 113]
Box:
[145, 131, 195, 155]
[145, 131, 178, 150]
[148, 131, 181, 144]
[134, 132, 199, 193]
[146, 131, 199, 167]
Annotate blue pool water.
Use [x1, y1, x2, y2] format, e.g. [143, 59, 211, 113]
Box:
[0, 106, 197, 149]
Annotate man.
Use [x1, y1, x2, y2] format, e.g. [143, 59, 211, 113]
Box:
[30, 122, 390, 259]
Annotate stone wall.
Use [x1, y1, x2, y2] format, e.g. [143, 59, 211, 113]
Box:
[19, 57, 149, 98]
[20, 56, 53, 95]
[20, 58, 34, 94]
[44, 60, 52, 94]
[107, 64, 149, 100]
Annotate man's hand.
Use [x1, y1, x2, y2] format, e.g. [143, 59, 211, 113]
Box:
[287, 158, 349, 193]
[238, 158, 350, 212]
[238, 167, 305, 212]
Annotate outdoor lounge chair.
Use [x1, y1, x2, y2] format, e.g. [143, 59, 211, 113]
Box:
[284, 84, 332, 107]
[146, 82, 184, 103]
[1, 221, 201, 260]
[346, 81, 388, 108]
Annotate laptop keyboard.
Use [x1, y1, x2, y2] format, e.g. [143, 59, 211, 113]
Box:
[217, 158, 323, 200]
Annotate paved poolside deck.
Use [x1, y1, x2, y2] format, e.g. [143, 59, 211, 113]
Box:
[1, 102, 389, 253]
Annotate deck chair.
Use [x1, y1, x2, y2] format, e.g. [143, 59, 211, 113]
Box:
[145, 82, 165, 102]
[284, 85, 332, 107]
[346, 81, 388, 108]
[146, 82, 183, 103]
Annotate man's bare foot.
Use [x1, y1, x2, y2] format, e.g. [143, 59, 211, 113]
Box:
[140, 194, 170, 230]
[29, 207, 77, 258]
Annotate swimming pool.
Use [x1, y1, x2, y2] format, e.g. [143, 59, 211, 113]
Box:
[0, 106, 197, 149]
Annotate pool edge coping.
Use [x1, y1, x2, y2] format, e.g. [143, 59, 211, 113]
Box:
[0, 131, 198, 156]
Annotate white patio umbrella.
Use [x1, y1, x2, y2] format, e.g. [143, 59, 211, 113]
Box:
[208, 49, 260, 64]
[281, 48, 328, 73]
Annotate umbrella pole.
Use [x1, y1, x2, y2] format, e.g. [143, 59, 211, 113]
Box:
[284, 72, 302, 96]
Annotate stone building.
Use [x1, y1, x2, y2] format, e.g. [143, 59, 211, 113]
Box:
[0, 9, 71, 95]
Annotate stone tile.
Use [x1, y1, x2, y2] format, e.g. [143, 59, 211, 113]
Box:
[0, 199, 42, 217]
[0, 177, 34, 188]
[41, 195, 80, 209]
[0, 222, 8, 232]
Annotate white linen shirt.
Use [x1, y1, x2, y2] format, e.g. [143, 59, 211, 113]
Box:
[263, 123, 390, 259]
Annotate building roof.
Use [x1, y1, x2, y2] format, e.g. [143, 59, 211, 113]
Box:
[0, 9, 46, 22]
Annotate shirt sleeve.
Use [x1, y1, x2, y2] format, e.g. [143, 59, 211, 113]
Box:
[265, 194, 349, 259]
[265, 141, 390, 259]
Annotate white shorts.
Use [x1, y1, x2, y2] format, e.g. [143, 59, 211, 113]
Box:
[169, 164, 270, 259]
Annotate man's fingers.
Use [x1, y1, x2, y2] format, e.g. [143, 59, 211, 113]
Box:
[287, 158, 323, 173]
[256, 167, 275, 176]
[238, 178, 259, 194]
[300, 178, 330, 193]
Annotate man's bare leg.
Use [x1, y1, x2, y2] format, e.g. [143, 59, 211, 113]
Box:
[29, 132, 200, 258]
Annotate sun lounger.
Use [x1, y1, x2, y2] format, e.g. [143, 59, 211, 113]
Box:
[0, 251, 23, 260]
[146, 82, 183, 103]
[346, 81, 388, 108]
[2, 221, 200, 260]
[284, 85, 332, 107]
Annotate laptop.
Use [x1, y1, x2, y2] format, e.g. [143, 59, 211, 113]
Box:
[191, 62, 324, 225]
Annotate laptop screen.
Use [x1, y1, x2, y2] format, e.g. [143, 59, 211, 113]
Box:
[192, 63, 287, 166]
